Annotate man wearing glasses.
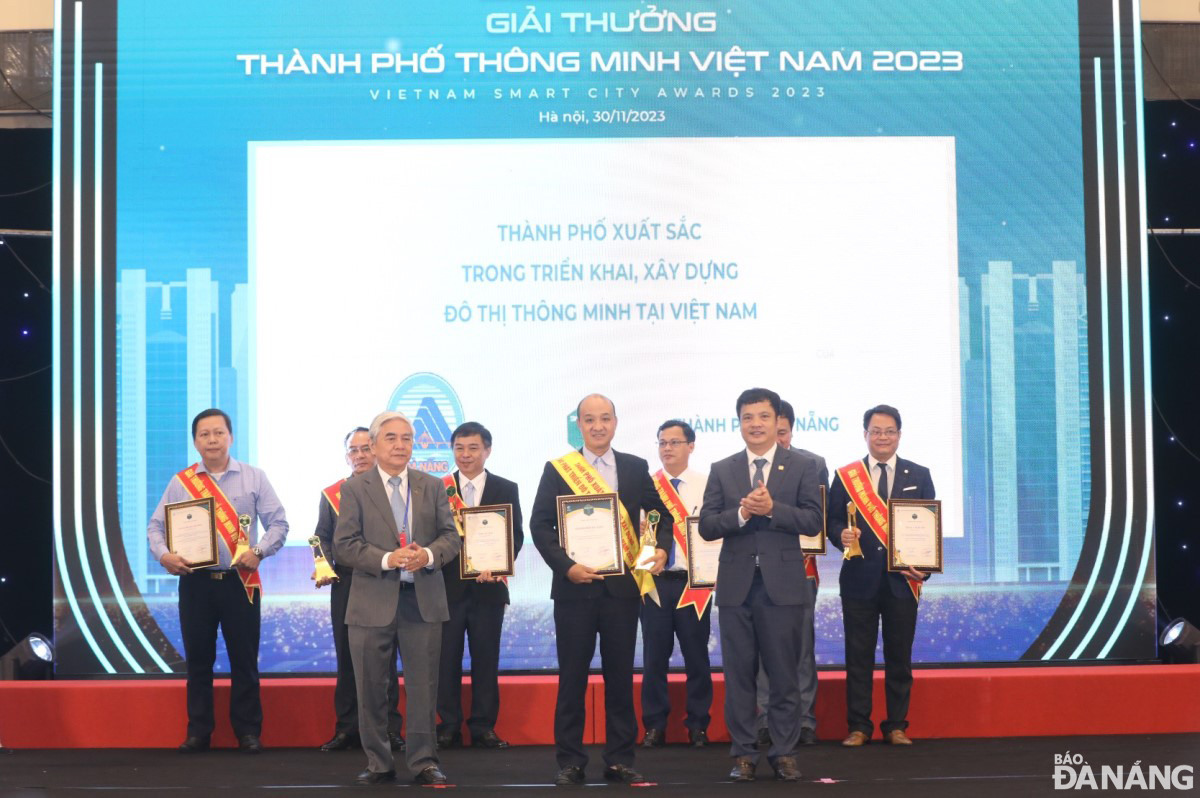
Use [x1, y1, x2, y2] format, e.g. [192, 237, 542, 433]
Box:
[639, 420, 713, 748]
[314, 427, 405, 753]
[826, 405, 935, 747]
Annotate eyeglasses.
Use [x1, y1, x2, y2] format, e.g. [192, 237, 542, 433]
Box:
[867, 428, 898, 439]
[346, 446, 371, 455]
[657, 439, 689, 448]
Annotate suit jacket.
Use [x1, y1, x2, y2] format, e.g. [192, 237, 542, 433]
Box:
[530, 449, 673, 601]
[333, 466, 461, 625]
[826, 455, 936, 601]
[443, 470, 524, 605]
[698, 446, 827, 607]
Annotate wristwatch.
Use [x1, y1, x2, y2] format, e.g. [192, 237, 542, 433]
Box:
[251, 546, 264, 559]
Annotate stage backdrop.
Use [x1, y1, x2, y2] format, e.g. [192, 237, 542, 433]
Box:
[51, 0, 1156, 674]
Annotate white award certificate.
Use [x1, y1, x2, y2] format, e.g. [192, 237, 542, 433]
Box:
[460, 504, 515, 578]
[686, 516, 721, 589]
[165, 497, 219, 568]
[887, 499, 943, 573]
[557, 494, 624, 575]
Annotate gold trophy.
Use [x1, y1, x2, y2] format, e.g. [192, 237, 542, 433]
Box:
[308, 535, 339, 584]
[843, 502, 864, 560]
[635, 510, 661, 570]
[234, 513, 252, 563]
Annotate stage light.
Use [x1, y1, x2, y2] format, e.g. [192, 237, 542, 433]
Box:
[1159, 619, 1200, 664]
[0, 634, 55, 680]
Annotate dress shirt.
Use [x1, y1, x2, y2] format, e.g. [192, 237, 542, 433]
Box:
[147, 458, 289, 569]
[585, 447, 619, 490]
[737, 443, 778, 528]
[458, 470, 488, 507]
[377, 465, 435, 577]
[866, 453, 898, 499]
[663, 467, 708, 571]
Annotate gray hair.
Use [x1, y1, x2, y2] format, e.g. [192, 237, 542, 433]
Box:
[368, 410, 412, 443]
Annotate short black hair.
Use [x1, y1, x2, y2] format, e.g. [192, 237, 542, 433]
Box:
[657, 419, 696, 443]
[452, 421, 493, 448]
[343, 426, 369, 448]
[736, 388, 781, 417]
[191, 408, 232, 439]
[863, 404, 902, 430]
[778, 400, 795, 426]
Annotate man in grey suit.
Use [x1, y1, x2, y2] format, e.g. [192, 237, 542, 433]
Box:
[699, 388, 825, 783]
[334, 411, 461, 785]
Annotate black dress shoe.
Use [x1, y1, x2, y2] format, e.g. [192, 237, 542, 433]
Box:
[388, 731, 406, 752]
[688, 728, 709, 748]
[436, 731, 463, 750]
[415, 766, 448, 785]
[554, 765, 585, 786]
[772, 755, 802, 782]
[603, 764, 647, 784]
[729, 757, 757, 782]
[177, 736, 210, 753]
[472, 729, 510, 749]
[799, 727, 817, 746]
[238, 735, 263, 754]
[354, 769, 396, 785]
[320, 731, 359, 752]
[755, 727, 771, 749]
[641, 728, 665, 748]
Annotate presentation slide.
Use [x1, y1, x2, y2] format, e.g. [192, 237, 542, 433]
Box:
[52, 0, 1157, 674]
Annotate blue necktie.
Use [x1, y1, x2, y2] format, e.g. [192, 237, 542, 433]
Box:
[667, 477, 682, 569]
[877, 463, 889, 502]
[388, 475, 407, 546]
[464, 480, 476, 508]
[752, 458, 767, 488]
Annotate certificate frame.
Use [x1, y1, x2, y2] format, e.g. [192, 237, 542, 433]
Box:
[459, 503, 516, 579]
[685, 516, 720, 589]
[164, 497, 219, 569]
[799, 484, 828, 555]
[886, 498, 943, 573]
[557, 493, 624, 576]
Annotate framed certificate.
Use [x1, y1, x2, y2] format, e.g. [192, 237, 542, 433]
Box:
[685, 516, 721, 589]
[800, 484, 828, 555]
[460, 503, 516, 579]
[557, 493, 624, 576]
[164, 497, 219, 568]
[887, 499, 943, 573]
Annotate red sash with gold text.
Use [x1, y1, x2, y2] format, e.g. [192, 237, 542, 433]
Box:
[442, 474, 467, 537]
[176, 464, 262, 603]
[652, 470, 712, 618]
[835, 461, 921, 601]
[322, 478, 346, 516]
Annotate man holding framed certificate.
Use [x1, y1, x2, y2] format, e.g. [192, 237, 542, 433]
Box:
[437, 421, 524, 751]
[147, 408, 289, 755]
[640, 419, 714, 749]
[826, 404, 936, 748]
[530, 393, 673, 786]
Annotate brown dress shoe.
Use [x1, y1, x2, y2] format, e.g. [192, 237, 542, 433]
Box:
[729, 756, 757, 782]
[841, 731, 870, 747]
[884, 729, 913, 745]
[772, 755, 802, 782]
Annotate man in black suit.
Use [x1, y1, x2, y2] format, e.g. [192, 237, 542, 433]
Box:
[437, 421, 524, 750]
[699, 388, 825, 783]
[314, 426, 405, 753]
[530, 393, 673, 786]
[827, 404, 935, 747]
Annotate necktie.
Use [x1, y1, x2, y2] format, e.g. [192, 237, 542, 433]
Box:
[877, 463, 889, 503]
[667, 477, 682, 569]
[388, 475, 408, 547]
[463, 480, 476, 508]
[752, 457, 767, 488]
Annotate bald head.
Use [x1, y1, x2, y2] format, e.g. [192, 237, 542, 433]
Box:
[576, 393, 616, 418]
[576, 393, 618, 456]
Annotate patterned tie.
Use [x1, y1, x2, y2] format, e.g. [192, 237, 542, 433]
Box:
[463, 480, 476, 508]
[877, 463, 889, 503]
[667, 477, 682, 569]
[752, 457, 767, 488]
[388, 475, 407, 547]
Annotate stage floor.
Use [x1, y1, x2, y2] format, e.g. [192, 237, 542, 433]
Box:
[2, 735, 1196, 796]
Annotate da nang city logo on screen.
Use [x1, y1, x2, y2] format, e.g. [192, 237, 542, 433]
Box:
[386, 372, 463, 476]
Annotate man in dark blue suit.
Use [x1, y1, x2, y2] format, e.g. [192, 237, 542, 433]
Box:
[530, 394, 673, 786]
[699, 388, 825, 782]
[827, 404, 934, 747]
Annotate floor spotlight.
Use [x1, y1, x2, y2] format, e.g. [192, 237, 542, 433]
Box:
[0, 633, 55, 680]
[1159, 618, 1200, 664]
